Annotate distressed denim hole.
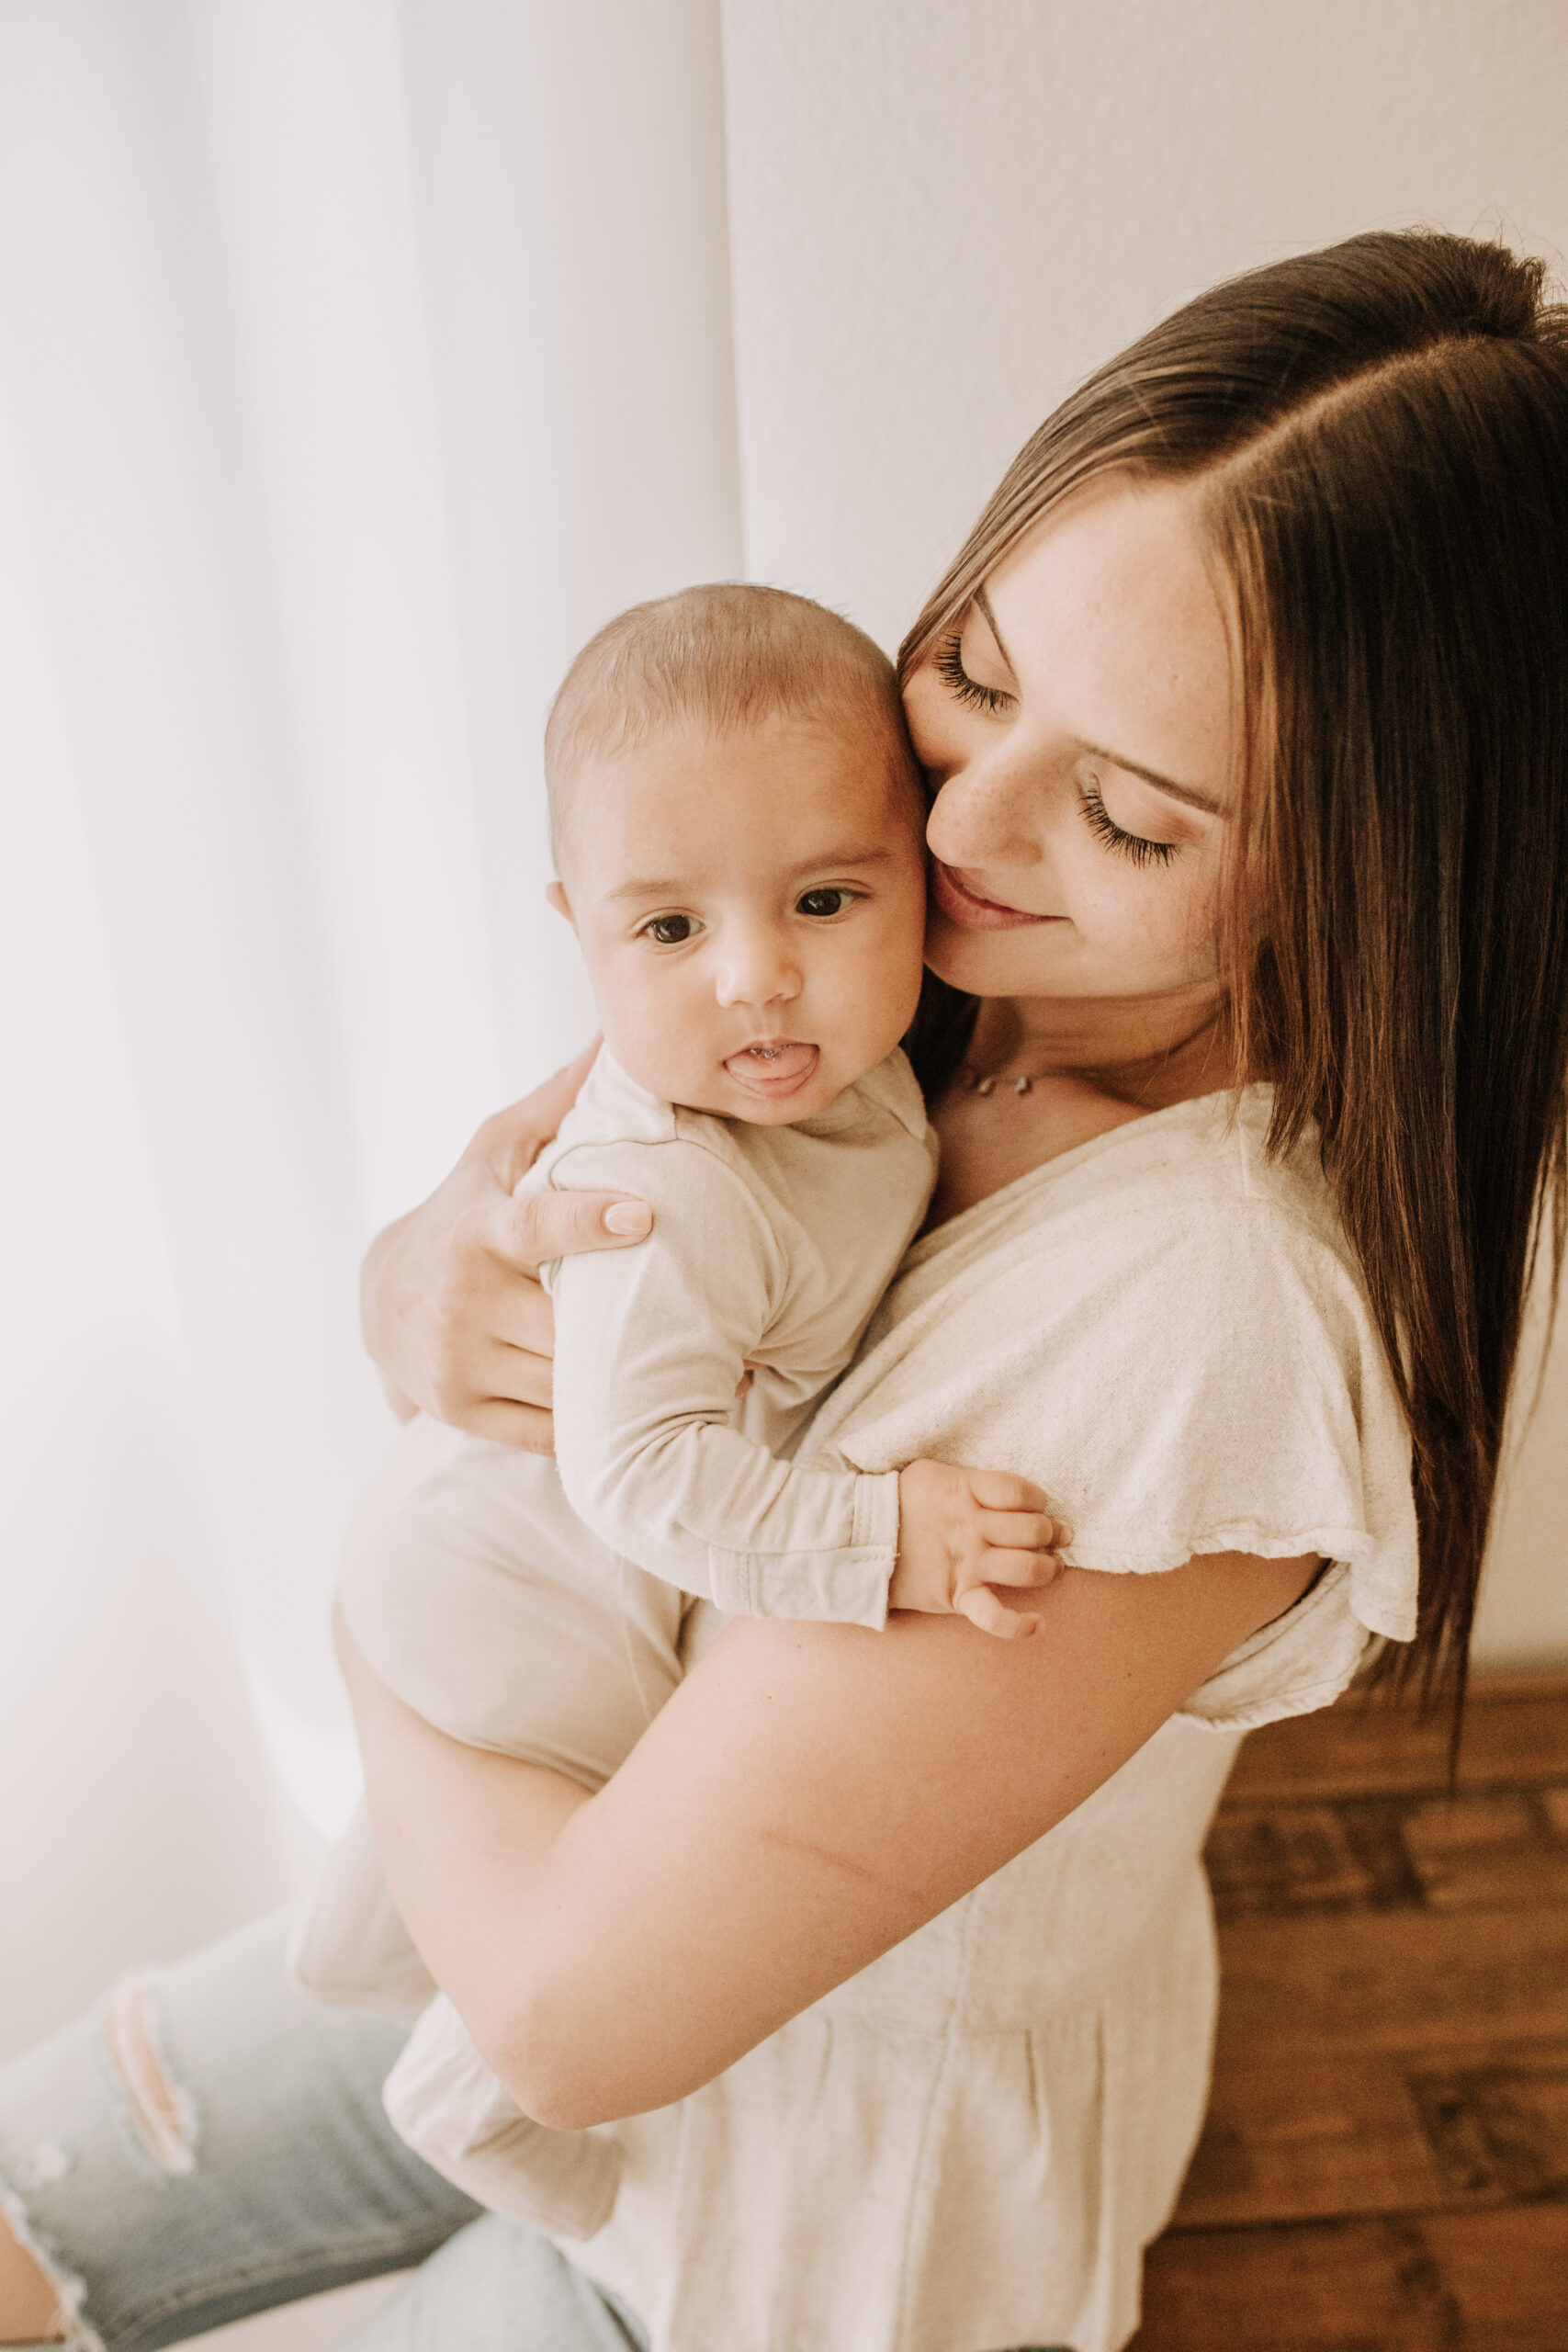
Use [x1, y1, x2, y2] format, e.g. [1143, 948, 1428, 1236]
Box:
[99, 1978, 198, 2178]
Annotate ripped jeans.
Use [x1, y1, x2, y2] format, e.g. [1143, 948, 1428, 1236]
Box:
[1, 1913, 1077, 2352]
[0, 1913, 649, 2352]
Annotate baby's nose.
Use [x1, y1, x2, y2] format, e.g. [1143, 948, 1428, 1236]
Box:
[714, 932, 802, 1008]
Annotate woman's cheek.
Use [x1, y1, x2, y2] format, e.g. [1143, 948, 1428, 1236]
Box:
[900, 673, 967, 786]
[1064, 851, 1210, 984]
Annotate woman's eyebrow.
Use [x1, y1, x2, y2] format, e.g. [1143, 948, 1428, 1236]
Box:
[1074, 745, 1225, 817]
[973, 582, 1016, 673]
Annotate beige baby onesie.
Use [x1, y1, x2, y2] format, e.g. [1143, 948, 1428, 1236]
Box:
[294, 1044, 936, 2195]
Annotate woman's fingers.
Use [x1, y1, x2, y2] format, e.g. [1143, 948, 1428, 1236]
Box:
[360, 1043, 648, 1437]
[479, 1338, 553, 1411]
[461, 1398, 557, 1454]
[485, 1281, 558, 1363]
[491, 1184, 654, 1280]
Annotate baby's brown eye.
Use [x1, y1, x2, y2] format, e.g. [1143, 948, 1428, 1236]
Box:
[797, 888, 852, 919]
[644, 914, 695, 945]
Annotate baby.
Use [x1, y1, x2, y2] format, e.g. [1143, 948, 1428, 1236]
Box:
[294, 582, 1064, 2229]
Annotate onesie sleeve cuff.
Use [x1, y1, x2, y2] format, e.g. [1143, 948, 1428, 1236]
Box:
[705, 1470, 900, 1630]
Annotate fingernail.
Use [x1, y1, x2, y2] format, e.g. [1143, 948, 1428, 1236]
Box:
[603, 1201, 652, 1237]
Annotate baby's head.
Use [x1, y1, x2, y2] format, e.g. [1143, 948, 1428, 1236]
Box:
[545, 583, 929, 1125]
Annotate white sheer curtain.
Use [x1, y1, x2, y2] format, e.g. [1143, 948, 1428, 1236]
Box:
[0, 0, 739, 2057]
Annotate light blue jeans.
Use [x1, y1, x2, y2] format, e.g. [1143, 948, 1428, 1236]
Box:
[0, 1914, 649, 2352]
[1, 1912, 1075, 2351]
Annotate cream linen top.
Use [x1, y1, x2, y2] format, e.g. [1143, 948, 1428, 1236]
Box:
[543, 1084, 1418, 2352]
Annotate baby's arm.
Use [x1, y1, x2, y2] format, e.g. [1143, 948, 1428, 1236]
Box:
[547, 1139, 1064, 1634]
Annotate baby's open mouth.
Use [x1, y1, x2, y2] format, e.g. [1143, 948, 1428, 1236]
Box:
[723, 1040, 820, 1098]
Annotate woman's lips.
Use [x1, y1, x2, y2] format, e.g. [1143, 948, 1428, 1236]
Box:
[929, 859, 1061, 932]
[723, 1040, 820, 1097]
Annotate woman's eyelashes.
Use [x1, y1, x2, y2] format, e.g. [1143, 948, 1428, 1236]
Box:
[1077, 778, 1179, 868]
[934, 628, 1014, 716]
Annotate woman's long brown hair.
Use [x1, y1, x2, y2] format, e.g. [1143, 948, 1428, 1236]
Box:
[902, 231, 1568, 1705]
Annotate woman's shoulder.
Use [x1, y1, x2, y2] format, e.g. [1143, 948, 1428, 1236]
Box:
[1111, 1083, 1367, 1306]
[907, 1083, 1360, 1328]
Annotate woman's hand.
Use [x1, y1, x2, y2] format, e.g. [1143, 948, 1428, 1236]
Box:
[359, 1043, 653, 1451]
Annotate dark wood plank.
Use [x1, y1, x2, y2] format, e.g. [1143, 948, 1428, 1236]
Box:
[1135, 1679, 1568, 2347]
[1132, 2203, 1568, 2352]
[1424, 2200, 1568, 2348]
[1206, 1795, 1434, 1919]
[1174, 2051, 1450, 2227]
[1405, 2050, 1568, 2200]
[1401, 1791, 1568, 1912]
[1211, 1907, 1568, 2064]
[1179, 2042, 1568, 2228]
[1224, 1684, 1568, 1808]
[1203, 1804, 1380, 1917]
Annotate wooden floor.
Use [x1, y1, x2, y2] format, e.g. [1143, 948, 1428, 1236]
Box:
[1128, 1676, 1568, 2352]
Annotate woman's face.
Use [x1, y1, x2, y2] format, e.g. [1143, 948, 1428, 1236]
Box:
[903, 474, 1237, 1009]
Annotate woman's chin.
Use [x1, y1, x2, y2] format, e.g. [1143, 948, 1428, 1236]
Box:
[922, 910, 1066, 999]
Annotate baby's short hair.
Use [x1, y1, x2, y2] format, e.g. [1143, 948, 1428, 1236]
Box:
[544, 582, 918, 871]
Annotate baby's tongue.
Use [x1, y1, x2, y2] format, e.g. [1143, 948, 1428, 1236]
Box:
[723, 1040, 819, 1095]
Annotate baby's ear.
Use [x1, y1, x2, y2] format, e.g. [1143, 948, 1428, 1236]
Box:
[546, 880, 575, 927]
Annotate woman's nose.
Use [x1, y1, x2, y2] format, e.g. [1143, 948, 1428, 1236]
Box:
[713, 926, 802, 1010]
[926, 746, 1046, 871]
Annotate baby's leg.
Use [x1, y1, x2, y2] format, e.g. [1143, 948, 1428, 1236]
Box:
[381, 1995, 619, 2242]
[318, 1416, 691, 2228]
[337, 1414, 683, 1781]
[297, 1415, 686, 2018]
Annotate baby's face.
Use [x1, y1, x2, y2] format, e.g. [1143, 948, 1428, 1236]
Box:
[550, 716, 929, 1123]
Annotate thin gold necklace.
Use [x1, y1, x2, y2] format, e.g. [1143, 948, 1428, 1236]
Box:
[957, 1063, 1051, 1097]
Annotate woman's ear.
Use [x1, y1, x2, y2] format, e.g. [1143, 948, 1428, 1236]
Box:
[547, 880, 575, 926]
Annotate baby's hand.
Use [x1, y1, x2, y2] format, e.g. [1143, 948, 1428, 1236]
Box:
[889, 1460, 1070, 1639]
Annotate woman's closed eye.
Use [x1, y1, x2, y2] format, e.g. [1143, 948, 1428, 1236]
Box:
[934, 628, 1015, 718]
[1077, 777, 1179, 869]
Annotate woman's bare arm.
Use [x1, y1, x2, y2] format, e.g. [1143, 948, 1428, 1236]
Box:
[343, 1547, 1317, 2130]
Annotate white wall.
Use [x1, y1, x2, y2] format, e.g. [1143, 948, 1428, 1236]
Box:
[719, 0, 1568, 1666]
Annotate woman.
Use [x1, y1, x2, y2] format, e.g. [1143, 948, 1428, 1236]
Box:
[3, 229, 1565, 2352]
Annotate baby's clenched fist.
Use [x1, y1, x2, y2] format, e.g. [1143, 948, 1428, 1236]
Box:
[888, 1459, 1070, 1638]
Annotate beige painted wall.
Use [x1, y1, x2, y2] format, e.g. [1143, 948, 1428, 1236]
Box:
[721, 0, 1568, 1665]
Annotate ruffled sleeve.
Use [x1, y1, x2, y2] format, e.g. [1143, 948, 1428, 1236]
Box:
[807, 1097, 1419, 1729]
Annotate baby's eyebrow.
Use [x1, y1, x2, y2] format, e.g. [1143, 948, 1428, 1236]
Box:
[605, 876, 688, 903]
[787, 843, 897, 876]
[606, 846, 897, 903]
